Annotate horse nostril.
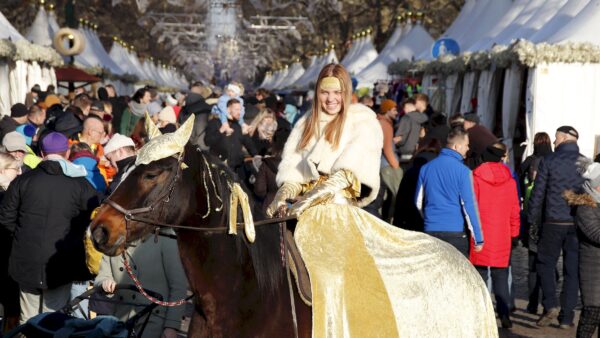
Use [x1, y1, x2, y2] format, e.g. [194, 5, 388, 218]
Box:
[92, 225, 109, 246]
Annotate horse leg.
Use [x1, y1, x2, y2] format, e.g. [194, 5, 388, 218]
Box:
[188, 309, 209, 338]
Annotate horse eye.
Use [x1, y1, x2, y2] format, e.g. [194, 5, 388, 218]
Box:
[143, 173, 159, 180]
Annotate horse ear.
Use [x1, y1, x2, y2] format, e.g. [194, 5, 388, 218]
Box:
[145, 112, 162, 140]
[173, 113, 195, 146]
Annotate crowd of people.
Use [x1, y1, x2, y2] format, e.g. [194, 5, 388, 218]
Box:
[0, 65, 598, 337]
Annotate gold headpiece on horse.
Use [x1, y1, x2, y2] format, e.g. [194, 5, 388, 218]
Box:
[135, 113, 195, 166]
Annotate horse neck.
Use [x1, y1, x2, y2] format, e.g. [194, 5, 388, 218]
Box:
[179, 229, 292, 332]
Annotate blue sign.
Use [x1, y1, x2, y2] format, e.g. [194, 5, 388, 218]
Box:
[431, 38, 460, 58]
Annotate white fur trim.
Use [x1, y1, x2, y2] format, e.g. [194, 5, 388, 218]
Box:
[277, 104, 383, 206]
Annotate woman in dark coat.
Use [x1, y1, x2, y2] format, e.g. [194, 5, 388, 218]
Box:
[253, 128, 289, 213]
[564, 162, 600, 338]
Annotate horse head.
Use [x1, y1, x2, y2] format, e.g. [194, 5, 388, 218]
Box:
[90, 115, 198, 256]
[90, 154, 193, 256]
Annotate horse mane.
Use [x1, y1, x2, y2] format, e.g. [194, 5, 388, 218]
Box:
[183, 144, 284, 295]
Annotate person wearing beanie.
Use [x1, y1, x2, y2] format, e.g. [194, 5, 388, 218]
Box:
[157, 106, 177, 129]
[103, 133, 136, 194]
[376, 98, 402, 221]
[471, 143, 521, 328]
[0, 131, 99, 324]
[563, 162, 600, 337]
[528, 125, 587, 328]
[395, 97, 428, 164]
[0, 103, 29, 142]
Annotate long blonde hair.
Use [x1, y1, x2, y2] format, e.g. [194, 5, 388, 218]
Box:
[298, 63, 352, 150]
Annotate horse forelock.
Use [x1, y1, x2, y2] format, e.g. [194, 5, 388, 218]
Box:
[183, 144, 284, 295]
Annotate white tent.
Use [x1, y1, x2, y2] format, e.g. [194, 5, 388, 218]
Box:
[278, 61, 305, 89]
[340, 36, 361, 67]
[292, 50, 340, 90]
[467, 0, 530, 52]
[268, 67, 289, 90]
[357, 22, 433, 88]
[26, 6, 52, 47]
[259, 72, 273, 89]
[290, 55, 319, 89]
[529, 0, 590, 43]
[1, 9, 57, 115]
[344, 34, 378, 76]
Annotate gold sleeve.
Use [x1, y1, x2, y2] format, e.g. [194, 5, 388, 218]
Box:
[288, 169, 361, 217]
[266, 182, 304, 217]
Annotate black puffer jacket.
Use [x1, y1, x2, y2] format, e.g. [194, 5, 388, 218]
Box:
[204, 118, 257, 169]
[527, 142, 586, 225]
[0, 160, 99, 290]
[565, 190, 600, 306]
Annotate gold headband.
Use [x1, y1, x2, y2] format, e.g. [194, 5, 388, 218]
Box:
[320, 76, 342, 90]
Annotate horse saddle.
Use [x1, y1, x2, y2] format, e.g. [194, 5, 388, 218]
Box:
[284, 229, 312, 306]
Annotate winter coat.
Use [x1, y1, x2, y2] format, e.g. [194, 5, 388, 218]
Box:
[395, 111, 428, 156]
[204, 118, 257, 169]
[564, 190, 600, 306]
[415, 148, 484, 245]
[71, 151, 107, 194]
[119, 107, 141, 137]
[0, 116, 19, 142]
[108, 156, 136, 195]
[527, 142, 587, 225]
[0, 160, 99, 289]
[470, 162, 520, 267]
[94, 233, 188, 338]
[254, 156, 281, 213]
[393, 151, 437, 231]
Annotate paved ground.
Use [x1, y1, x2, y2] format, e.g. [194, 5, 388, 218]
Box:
[498, 245, 579, 338]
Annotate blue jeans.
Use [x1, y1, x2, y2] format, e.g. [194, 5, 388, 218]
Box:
[536, 223, 579, 324]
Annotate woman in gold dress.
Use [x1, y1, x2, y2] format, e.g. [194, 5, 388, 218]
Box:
[267, 63, 499, 337]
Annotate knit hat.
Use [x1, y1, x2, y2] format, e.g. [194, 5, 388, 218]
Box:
[158, 106, 177, 125]
[44, 95, 61, 108]
[557, 125, 579, 139]
[379, 99, 397, 114]
[16, 124, 36, 146]
[41, 132, 69, 154]
[481, 145, 505, 163]
[10, 103, 28, 118]
[226, 84, 241, 96]
[104, 133, 135, 155]
[463, 112, 480, 124]
[147, 102, 162, 116]
[2, 131, 28, 152]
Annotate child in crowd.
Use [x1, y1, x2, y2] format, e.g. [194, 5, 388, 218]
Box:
[212, 82, 249, 135]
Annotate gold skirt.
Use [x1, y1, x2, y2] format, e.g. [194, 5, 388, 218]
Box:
[295, 203, 498, 338]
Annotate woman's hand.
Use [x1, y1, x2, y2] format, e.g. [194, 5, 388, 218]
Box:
[101, 279, 117, 293]
[266, 182, 303, 218]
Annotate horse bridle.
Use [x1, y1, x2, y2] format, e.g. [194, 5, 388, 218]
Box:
[102, 151, 296, 245]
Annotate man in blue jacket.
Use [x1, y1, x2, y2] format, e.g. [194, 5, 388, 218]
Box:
[527, 125, 586, 329]
[415, 126, 484, 257]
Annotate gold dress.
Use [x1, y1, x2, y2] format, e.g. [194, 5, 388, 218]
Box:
[293, 178, 499, 338]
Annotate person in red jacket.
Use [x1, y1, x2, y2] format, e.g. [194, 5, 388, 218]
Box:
[471, 143, 520, 329]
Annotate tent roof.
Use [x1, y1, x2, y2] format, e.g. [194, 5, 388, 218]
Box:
[529, 0, 590, 43]
[467, 0, 529, 51]
[547, 0, 600, 44]
[357, 23, 433, 87]
[460, 0, 513, 51]
[0, 10, 26, 41]
[345, 36, 378, 76]
[280, 62, 304, 89]
[26, 6, 52, 47]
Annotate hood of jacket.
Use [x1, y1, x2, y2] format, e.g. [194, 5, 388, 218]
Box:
[184, 93, 211, 115]
[71, 156, 99, 172]
[42, 155, 88, 178]
[473, 162, 513, 186]
[406, 111, 429, 124]
[564, 190, 598, 207]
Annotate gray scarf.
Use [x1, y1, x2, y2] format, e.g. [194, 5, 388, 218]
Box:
[582, 162, 600, 203]
[129, 101, 147, 117]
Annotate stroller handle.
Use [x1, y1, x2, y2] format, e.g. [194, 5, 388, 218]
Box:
[63, 283, 163, 312]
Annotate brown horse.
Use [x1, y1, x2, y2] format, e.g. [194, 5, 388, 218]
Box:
[89, 144, 311, 337]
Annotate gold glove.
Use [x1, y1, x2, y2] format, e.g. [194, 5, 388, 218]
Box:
[266, 182, 303, 218]
[288, 169, 360, 217]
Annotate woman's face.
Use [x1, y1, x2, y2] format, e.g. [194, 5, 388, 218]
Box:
[318, 86, 343, 115]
